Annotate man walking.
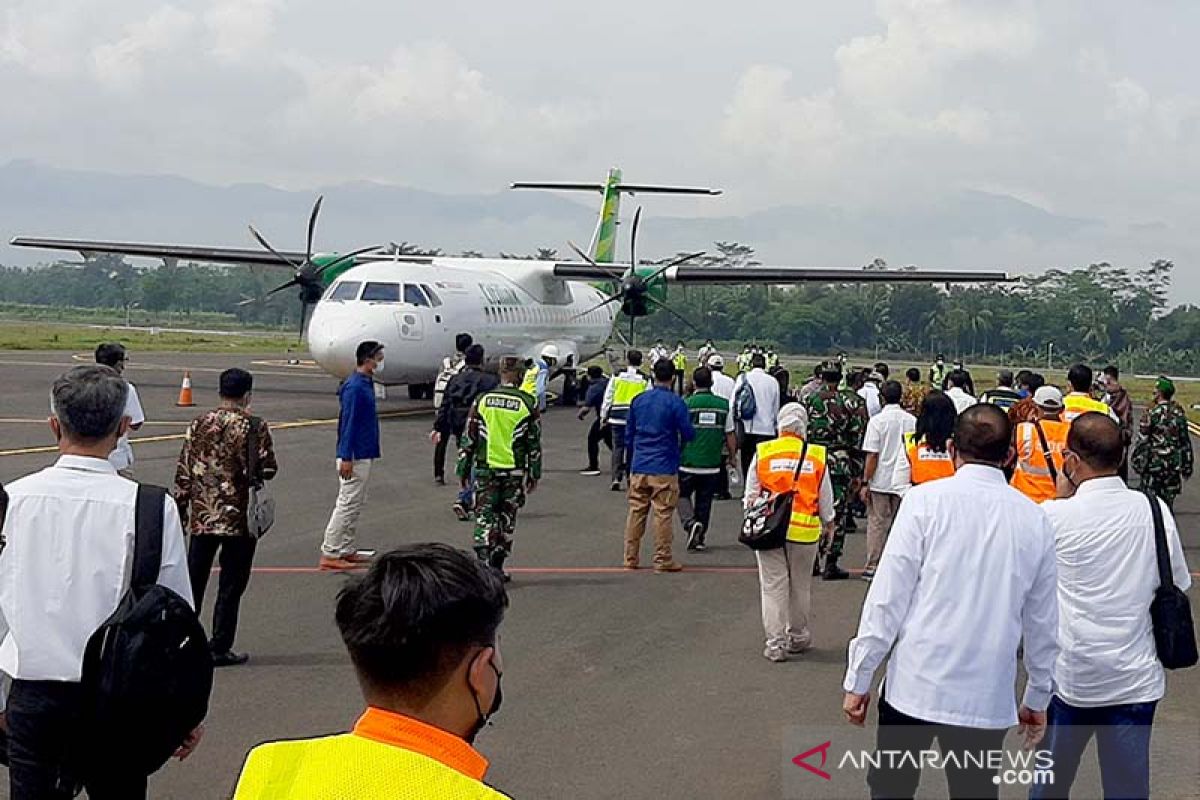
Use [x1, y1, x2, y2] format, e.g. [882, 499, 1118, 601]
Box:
[1011, 386, 1069, 504]
[1034, 414, 1191, 800]
[803, 364, 864, 580]
[733, 353, 781, 477]
[601, 350, 650, 491]
[1, 366, 201, 798]
[431, 333, 473, 485]
[459, 358, 542, 581]
[174, 368, 278, 667]
[899, 367, 927, 415]
[94, 343, 144, 477]
[858, 380, 915, 582]
[1063, 364, 1115, 423]
[678, 367, 735, 552]
[434, 344, 499, 520]
[578, 365, 610, 476]
[671, 342, 688, 395]
[978, 369, 1022, 412]
[321, 341, 384, 570]
[843, 404, 1058, 798]
[708, 354, 737, 500]
[1101, 365, 1134, 480]
[623, 359, 695, 572]
[1134, 376, 1194, 509]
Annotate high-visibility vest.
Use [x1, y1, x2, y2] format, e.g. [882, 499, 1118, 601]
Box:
[1011, 419, 1069, 503]
[754, 435, 828, 544]
[607, 372, 648, 424]
[672, 351, 687, 371]
[475, 388, 536, 470]
[518, 362, 542, 398]
[903, 432, 956, 485]
[1063, 393, 1110, 423]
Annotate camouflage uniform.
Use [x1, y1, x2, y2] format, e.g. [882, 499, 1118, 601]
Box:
[1134, 400, 1193, 509]
[457, 386, 543, 576]
[803, 386, 867, 561]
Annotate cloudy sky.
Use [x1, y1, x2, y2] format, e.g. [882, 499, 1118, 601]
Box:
[2, 1, 1197, 295]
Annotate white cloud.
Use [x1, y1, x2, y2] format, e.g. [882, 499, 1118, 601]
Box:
[91, 5, 195, 90]
[205, 0, 281, 61]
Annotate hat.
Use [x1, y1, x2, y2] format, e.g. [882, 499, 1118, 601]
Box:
[868, 371, 885, 382]
[540, 343, 560, 360]
[1033, 386, 1064, 410]
[777, 403, 809, 433]
[708, 354, 725, 368]
[1157, 376, 1175, 394]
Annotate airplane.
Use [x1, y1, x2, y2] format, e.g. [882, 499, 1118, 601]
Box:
[9, 167, 1010, 399]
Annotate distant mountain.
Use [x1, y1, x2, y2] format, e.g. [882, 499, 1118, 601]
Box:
[1, 160, 1191, 300]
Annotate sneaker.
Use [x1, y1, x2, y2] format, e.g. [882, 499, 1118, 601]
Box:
[785, 636, 811, 655]
[610, 480, 623, 492]
[686, 522, 704, 551]
[580, 467, 602, 476]
[452, 502, 470, 521]
[763, 645, 788, 663]
[653, 561, 683, 573]
[861, 568, 875, 582]
[319, 555, 358, 571]
[212, 650, 250, 668]
[343, 550, 375, 564]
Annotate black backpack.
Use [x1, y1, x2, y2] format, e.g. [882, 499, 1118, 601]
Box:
[77, 485, 214, 777]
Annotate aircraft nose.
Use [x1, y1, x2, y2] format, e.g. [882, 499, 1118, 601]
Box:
[307, 306, 357, 379]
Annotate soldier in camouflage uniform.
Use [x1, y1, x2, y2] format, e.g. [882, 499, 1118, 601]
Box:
[1133, 377, 1193, 509]
[458, 357, 543, 581]
[802, 364, 866, 580]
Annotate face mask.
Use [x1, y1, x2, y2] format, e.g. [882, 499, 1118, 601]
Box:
[374, 357, 385, 370]
[1061, 454, 1079, 489]
[467, 657, 503, 743]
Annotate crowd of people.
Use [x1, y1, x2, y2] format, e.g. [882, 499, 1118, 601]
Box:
[0, 336, 1193, 798]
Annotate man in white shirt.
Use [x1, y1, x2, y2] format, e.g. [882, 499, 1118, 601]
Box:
[842, 404, 1058, 798]
[732, 353, 782, 477]
[95, 343, 144, 476]
[857, 371, 883, 418]
[945, 368, 978, 414]
[1032, 413, 1190, 800]
[858, 381, 915, 581]
[0, 365, 199, 799]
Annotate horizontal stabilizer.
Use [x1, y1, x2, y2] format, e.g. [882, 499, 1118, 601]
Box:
[510, 182, 721, 196]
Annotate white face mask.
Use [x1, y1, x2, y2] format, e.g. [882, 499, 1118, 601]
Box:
[374, 357, 385, 370]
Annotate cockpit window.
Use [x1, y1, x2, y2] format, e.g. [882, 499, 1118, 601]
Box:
[420, 284, 443, 307]
[328, 281, 361, 301]
[362, 282, 401, 303]
[403, 284, 431, 307]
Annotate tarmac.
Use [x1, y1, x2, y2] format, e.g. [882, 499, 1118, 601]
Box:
[0, 351, 1196, 799]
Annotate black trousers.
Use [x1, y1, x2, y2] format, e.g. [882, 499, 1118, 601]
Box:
[434, 434, 450, 479]
[678, 471, 719, 532]
[739, 433, 774, 478]
[586, 419, 612, 470]
[868, 697, 1007, 800]
[8, 680, 147, 800]
[188, 535, 257, 653]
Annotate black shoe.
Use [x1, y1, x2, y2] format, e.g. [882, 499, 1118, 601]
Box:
[580, 467, 602, 476]
[610, 480, 622, 492]
[488, 550, 511, 582]
[686, 521, 703, 551]
[434, 476, 446, 486]
[812, 554, 823, 577]
[212, 650, 250, 668]
[822, 558, 850, 581]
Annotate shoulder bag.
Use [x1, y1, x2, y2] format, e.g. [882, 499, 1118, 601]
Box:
[1146, 491, 1198, 669]
[740, 439, 809, 551]
[246, 416, 276, 539]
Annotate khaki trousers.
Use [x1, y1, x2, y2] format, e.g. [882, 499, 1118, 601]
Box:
[322, 459, 373, 557]
[865, 491, 903, 569]
[623, 474, 679, 567]
[755, 542, 816, 649]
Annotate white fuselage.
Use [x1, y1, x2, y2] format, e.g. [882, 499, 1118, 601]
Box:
[306, 257, 616, 384]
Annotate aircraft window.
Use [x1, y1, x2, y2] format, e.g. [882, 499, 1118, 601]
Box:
[362, 282, 401, 303]
[328, 281, 362, 301]
[421, 284, 443, 307]
[403, 284, 431, 307]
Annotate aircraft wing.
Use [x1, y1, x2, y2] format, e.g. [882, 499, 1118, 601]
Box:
[551, 262, 1012, 283]
[8, 236, 306, 267]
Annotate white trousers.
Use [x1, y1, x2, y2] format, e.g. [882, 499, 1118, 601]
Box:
[322, 459, 373, 557]
[755, 541, 817, 649]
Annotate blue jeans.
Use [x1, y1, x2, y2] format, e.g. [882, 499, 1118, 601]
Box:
[1030, 695, 1157, 800]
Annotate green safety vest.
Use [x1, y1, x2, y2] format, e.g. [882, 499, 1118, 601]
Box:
[476, 388, 535, 470]
[673, 352, 687, 371]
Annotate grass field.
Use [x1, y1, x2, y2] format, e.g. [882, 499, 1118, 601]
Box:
[0, 320, 300, 354]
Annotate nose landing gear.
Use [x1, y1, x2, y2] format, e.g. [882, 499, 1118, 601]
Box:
[407, 383, 435, 401]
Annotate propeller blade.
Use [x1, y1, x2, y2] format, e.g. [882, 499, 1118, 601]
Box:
[567, 240, 625, 281]
[265, 278, 300, 298]
[646, 294, 701, 333]
[572, 293, 622, 320]
[249, 225, 301, 269]
[236, 297, 259, 307]
[311, 244, 385, 278]
[305, 196, 324, 265]
[630, 206, 642, 269]
[642, 251, 706, 285]
[298, 301, 311, 344]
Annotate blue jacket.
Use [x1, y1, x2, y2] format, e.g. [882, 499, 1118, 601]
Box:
[336, 372, 381, 461]
[626, 386, 695, 476]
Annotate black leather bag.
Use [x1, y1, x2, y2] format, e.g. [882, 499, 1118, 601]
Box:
[740, 440, 809, 551]
[1146, 491, 1198, 670]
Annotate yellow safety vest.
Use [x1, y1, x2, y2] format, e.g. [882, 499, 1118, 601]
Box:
[672, 351, 687, 370]
[519, 365, 539, 397]
[754, 435, 828, 543]
[1063, 393, 1110, 423]
[608, 372, 648, 423]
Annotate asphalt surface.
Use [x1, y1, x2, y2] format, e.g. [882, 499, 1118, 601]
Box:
[0, 351, 1196, 799]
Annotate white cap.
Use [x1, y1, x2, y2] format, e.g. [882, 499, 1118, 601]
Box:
[777, 403, 809, 435]
[540, 343, 560, 360]
[708, 354, 725, 368]
[1033, 385, 1064, 409]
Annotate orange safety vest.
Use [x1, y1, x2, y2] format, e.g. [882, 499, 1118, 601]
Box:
[754, 435, 827, 544]
[1011, 419, 1069, 503]
[903, 432, 956, 485]
[1062, 393, 1110, 423]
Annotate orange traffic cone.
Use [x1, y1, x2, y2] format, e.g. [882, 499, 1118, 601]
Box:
[176, 371, 195, 407]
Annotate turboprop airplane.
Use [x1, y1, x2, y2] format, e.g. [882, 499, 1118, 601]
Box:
[9, 167, 1009, 398]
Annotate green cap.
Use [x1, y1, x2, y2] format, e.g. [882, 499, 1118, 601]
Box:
[1156, 376, 1175, 394]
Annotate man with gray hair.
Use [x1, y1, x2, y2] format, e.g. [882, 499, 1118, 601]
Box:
[0, 365, 198, 798]
[979, 369, 1022, 413]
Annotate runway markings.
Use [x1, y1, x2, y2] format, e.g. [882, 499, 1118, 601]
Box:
[241, 565, 1200, 577]
[0, 408, 432, 458]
